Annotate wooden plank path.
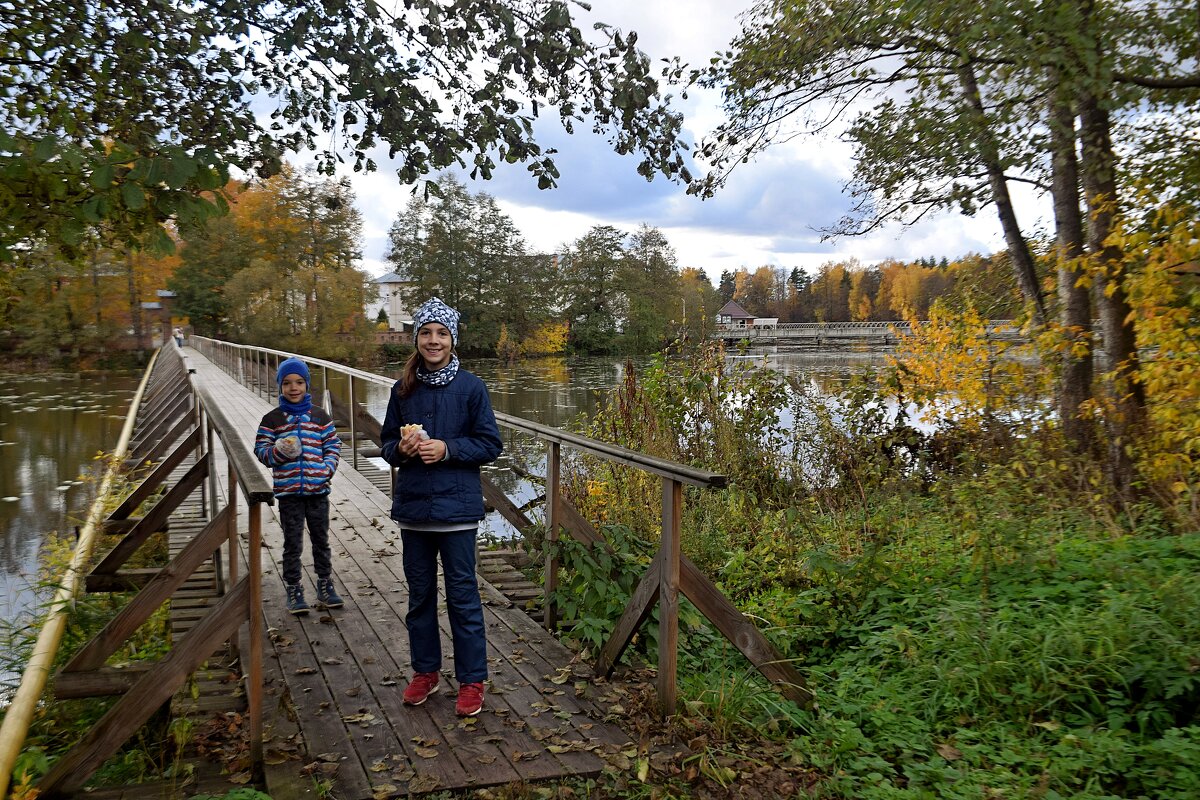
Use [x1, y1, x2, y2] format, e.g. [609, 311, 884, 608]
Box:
[185, 348, 634, 799]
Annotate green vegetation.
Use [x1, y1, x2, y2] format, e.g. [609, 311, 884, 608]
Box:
[540, 306, 1198, 798]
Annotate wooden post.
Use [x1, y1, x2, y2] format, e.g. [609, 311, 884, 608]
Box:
[248, 500, 264, 768]
[543, 441, 560, 630]
[224, 460, 240, 664]
[658, 477, 682, 717]
[348, 373, 359, 471]
[205, 409, 217, 521]
[227, 461, 239, 590]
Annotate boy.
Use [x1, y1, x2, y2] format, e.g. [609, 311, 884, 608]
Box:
[254, 356, 344, 615]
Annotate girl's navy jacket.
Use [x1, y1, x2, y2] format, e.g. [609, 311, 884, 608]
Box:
[380, 371, 503, 525]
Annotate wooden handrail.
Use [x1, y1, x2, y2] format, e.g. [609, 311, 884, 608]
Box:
[190, 336, 725, 489]
[195, 384, 275, 504]
[28, 344, 274, 794]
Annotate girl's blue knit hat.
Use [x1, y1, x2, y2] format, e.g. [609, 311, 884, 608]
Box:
[413, 297, 459, 345]
[276, 357, 310, 387]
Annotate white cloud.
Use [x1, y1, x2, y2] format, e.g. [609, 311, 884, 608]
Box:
[341, 0, 1026, 283]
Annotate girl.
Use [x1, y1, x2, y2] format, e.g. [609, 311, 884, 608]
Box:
[380, 297, 503, 717]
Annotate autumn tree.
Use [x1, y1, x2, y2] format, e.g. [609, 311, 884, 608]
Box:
[679, 267, 722, 340]
[171, 167, 375, 357]
[1, 0, 689, 261]
[684, 0, 1200, 496]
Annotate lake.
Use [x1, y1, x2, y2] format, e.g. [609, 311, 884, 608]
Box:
[0, 348, 887, 631]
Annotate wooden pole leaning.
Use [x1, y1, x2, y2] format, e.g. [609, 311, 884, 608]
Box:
[247, 499, 264, 767]
[0, 350, 157, 799]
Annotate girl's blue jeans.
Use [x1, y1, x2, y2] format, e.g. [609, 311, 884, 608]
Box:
[400, 527, 488, 683]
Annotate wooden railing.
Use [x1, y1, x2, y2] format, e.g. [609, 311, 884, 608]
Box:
[21, 344, 273, 796]
[0, 353, 159, 800]
[191, 336, 811, 713]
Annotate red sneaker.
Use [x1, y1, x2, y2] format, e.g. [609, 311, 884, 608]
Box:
[402, 672, 440, 706]
[456, 682, 485, 717]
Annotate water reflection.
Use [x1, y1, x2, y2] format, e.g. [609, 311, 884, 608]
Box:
[0, 371, 140, 627]
[349, 350, 879, 540]
[0, 349, 878, 622]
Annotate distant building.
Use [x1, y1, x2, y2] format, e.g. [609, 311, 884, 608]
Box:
[716, 299, 756, 328]
[368, 272, 414, 331]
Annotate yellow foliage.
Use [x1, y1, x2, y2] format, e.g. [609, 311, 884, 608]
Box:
[1116, 204, 1200, 514]
[495, 324, 521, 361]
[520, 320, 569, 356]
[887, 302, 1046, 430]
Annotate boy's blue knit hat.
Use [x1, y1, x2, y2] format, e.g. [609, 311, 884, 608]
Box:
[413, 296, 459, 345]
[276, 356, 310, 386]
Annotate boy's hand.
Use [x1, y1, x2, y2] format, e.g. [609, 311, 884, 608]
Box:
[275, 436, 302, 460]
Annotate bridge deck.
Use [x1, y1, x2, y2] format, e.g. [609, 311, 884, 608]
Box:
[186, 348, 632, 799]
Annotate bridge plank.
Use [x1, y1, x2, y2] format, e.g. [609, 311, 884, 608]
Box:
[326, 498, 592, 783]
[184, 346, 636, 797]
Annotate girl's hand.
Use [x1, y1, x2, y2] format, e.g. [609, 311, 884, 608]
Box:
[398, 430, 422, 458]
[417, 438, 447, 464]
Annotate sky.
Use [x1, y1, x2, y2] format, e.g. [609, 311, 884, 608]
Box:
[343, 0, 1050, 283]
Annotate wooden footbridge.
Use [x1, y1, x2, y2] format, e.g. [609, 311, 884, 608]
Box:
[0, 339, 810, 799]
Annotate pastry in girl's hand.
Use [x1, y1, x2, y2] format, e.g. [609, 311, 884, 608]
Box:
[401, 423, 429, 440]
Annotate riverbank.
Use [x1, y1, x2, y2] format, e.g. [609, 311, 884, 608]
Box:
[0, 350, 151, 373]
[531, 343, 1200, 799]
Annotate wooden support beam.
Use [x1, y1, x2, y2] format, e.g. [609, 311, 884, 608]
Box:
[66, 504, 231, 673]
[38, 579, 250, 797]
[247, 501, 264, 767]
[84, 569, 160, 592]
[53, 665, 151, 699]
[679, 557, 812, 706]
[595, 553, 662, 677]
[129, 408, 195, 471]
[328, 392, 383, 446]
[481, 475, 535, 532]
[544, 441, 561, 630]
[107, 427, 201, 522]
[101, 518, 146, 536]
[127, 391, 191, 459]
[91, 454, 209, 577]
[565, 492, 811, 706]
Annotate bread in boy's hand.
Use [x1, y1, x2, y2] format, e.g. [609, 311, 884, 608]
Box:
[275, 435, 302, 459]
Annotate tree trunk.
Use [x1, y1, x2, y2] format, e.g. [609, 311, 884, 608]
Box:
[126, 251, 145, 350]
[1078, 93, 1144, 500]
[1047, 87, 1094, 452]
[957, 63, 1048, 327]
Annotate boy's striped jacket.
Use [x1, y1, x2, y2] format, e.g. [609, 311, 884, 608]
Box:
[254, 406, 341, 497]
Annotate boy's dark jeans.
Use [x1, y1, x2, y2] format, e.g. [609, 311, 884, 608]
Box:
[278, 495, 331, 585]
